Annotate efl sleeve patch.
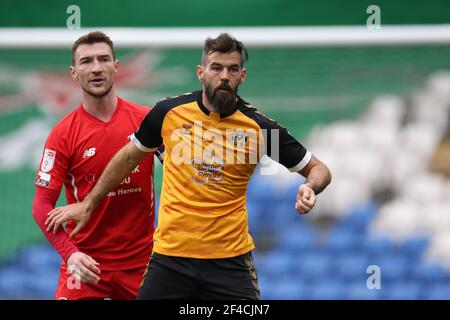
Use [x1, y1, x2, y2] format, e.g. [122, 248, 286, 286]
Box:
[40, 149, 56, 173]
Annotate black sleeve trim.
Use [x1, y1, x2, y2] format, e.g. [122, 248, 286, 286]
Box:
[239, 102, 309, 169]
[133, 93, 196, 149]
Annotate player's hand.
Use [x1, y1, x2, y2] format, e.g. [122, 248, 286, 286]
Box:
[295, 184, 316, 214]
[45, 202, 91, 238]
[67, 252, 101, 285]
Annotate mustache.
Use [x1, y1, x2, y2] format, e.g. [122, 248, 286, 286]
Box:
[215, 84, 233, 92]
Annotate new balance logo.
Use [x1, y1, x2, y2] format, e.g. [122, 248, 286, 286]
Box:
[83, 147, 96, 158]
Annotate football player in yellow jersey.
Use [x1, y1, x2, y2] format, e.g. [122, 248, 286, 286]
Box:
[46, 33, 332, 299]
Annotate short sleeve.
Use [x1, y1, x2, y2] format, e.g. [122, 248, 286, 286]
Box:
[239, 104, 311, 172]
[131, 101, 168, 152]
[35, 127, 70, 192]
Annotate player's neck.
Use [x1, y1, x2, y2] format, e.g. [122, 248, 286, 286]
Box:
[201, 92, 215, 113]
[82, 91, 118, 122]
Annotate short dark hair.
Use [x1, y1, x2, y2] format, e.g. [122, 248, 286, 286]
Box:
[201, 33, 248, 67]
[71, 31, 115, 65]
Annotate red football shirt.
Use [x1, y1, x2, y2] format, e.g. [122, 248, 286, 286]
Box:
[35, 97, 155, 271]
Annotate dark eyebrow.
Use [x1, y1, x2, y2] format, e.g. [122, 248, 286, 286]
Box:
[78, 56, 92, 63]
[79, 54, 111, 62]
[211, 62, 240, 69]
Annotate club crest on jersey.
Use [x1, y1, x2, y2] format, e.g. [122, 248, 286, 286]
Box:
[83, 147, 96, 158]
[41, 149, 56, 172]
[231, 131, 248, 147]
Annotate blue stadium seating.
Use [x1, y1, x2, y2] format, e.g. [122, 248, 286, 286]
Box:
[293, 252, 331, 280]
[411, 260, 448, 283]
[1, 195, 449, 300]
[401, 236, 429, 259]
[426, 284, 450, 300]
[384, 282, 423, 300]
[334, 253, 369, 282]
[309, 280, 346, 300]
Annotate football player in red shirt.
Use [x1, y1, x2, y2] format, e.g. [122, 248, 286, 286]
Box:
[32, 31, 160, 300]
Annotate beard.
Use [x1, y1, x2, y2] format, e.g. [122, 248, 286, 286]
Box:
[204, 81, 238, 114]
[81, 80, 114, 98]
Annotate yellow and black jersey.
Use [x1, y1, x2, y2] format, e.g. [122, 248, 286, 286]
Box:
[132, 91, 311, 259]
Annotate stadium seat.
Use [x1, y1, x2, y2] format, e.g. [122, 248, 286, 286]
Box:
[0, 269, 27, 299]
[426, 284, 450, 300]
[335, 201, 378, 232]
[324, 227, 365, 253]
[259, 277, 307, 300]
[257, 251, 294, 277]
[384, 282, 423, 300]
[363, 236, 395, 257]
[346, 281, 382, 300]
[372, 256, 410, 283]
[334, 253, 369, 282]
[401, 236, 429, 259]
[293, 252, 331, 279]
[24, 271, 58, 299]
[309, 280, 346, 300]
[269, 203, 303, 229]
[247, 176, 275, 203]
[274, 224, 316, 253]
[411, 260, 448, 283]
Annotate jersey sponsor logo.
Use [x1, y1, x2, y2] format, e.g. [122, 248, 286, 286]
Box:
[191, 150, 224, 187]
[41, 149, 56, 172]
[82, 147, 96, 158]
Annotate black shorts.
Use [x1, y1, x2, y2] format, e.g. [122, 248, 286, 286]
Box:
[137, 251, 260, 300]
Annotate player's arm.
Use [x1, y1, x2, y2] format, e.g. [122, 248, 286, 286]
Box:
[32, 187, 78, 261]
[33, 131, 101, 284]
[46, 100, 167, 236]
[32, 188, 101, 284]
[254, 112, 332, 215]
[295, 154, 332, 214]
[46, 142, 152, 236]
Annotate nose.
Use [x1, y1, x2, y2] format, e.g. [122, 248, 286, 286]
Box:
[220, 69, 231, 82]
[91, 58, 103, 73]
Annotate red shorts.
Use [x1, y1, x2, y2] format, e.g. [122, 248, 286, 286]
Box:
[55, 263, 147, 300]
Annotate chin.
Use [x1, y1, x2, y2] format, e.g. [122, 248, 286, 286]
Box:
[86, 84, 112, 98]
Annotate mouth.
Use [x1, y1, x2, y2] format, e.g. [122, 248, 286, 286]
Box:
[89, 77, 106, 85]
[216, 87, 232, 92]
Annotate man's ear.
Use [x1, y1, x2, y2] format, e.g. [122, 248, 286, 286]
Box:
[196, 65, 204, 81]
[114, 59, 120, 74]
[70, 66, 78, 80]
[239, 67, 247, 85]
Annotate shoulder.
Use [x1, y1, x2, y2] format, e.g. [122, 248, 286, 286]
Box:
[238, 100, 284, 130]
[153, 91, 197, 113]
[119, 97, 152, 119]
[140, 92, 198, 125]
[50, 107, 81, 134]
